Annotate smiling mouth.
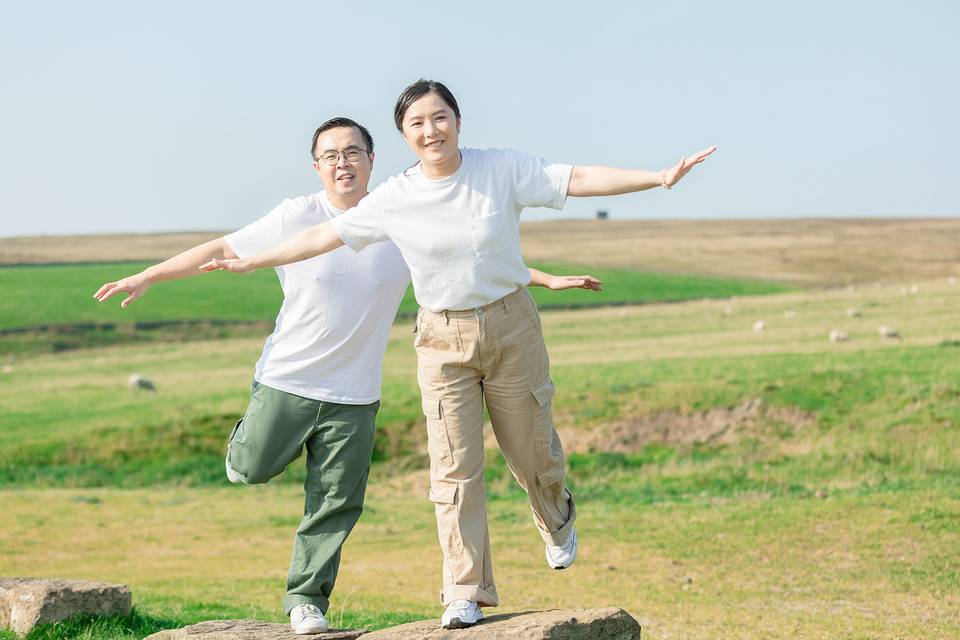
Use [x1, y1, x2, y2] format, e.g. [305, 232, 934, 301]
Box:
[337, 174, 355, 182]
[425, 140, 444, 149]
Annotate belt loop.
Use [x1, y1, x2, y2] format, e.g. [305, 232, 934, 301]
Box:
[502, 293, 510, 312]
[443, 310, 450, 325]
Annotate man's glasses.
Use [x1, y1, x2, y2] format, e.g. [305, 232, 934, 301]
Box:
[316, 146, 369, 166]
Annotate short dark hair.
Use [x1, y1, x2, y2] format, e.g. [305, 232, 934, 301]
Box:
[310, 117, 374, 161]
[393, 79, 461, 132]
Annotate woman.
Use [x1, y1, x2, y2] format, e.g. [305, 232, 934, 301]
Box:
[202, 79, 715, 629]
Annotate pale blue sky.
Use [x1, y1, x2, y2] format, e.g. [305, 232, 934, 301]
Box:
[1, 0, 957, 237]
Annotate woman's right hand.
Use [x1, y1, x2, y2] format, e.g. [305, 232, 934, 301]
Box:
[198, 258, 255, 274]
[547, 274, 603, 291]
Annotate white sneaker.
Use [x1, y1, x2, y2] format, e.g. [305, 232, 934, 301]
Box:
[441, 599, 484, 629]
[290, 603, 328, 635]
[546, 528, 577, 569]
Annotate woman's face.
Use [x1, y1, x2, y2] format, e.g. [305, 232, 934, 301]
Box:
[401, 91, 460, 169]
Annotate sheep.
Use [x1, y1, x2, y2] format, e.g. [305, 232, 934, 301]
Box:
[829, 330, 849, 343]
[847, 307, 861, 318]
[752, 320, 765, 332]
[879, 326, 901, 339]
[128, 374, 157, 392]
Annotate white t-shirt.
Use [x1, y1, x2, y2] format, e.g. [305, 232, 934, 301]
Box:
[331, 148, 572, 311]
[225, 191, 411, 404]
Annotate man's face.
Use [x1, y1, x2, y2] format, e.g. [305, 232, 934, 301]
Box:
[312, 126, 374, 200]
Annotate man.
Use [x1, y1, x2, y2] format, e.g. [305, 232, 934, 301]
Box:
[94, 117, 599, 634]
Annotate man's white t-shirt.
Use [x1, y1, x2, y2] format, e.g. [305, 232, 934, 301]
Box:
[330, 148, 572, 312]
[225, 191, 410, 404]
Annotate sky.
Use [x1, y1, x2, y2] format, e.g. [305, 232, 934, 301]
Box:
[1, 0, 958, 237]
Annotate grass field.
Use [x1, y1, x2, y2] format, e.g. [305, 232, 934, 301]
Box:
[5, 218, 959, 285]
[2, 274, 959, 638]
[0, 261, 790, 360]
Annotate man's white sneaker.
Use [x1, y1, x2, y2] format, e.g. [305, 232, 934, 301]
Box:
[545, 528, 577, 570]
[290, 603, 328, 635]
[441, 599, 484, 629]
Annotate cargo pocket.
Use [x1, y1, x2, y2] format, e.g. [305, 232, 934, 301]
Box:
[422, 395, 454, 468]
[428, 481, 464, 555]
[532, 379, 556, 452]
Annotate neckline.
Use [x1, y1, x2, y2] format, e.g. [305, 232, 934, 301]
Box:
[413, 149, 467, 186]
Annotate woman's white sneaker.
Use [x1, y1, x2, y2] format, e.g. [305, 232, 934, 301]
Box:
[441, 600, 484, 629]
[546, 528, 577, 569]
[290, 603, 328, 635]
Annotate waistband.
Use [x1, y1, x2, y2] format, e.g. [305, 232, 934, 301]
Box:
[421, 287, 529, 319]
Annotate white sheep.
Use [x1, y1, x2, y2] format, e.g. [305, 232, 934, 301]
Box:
[128, 374, 157, 392]
[829, 330, 849, 343]
[847, 307, 861, 318]
[752, 320, 765, 332]
[879, 326, 901, 339]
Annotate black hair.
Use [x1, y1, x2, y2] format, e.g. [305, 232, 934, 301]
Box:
[310, 117, 374, 161]
[393, 79, 461, 132]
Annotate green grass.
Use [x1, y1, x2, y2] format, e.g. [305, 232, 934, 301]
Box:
[0, 261, 787, 330]
[0, 606, 428, 639]
[1, 279, 958, 638]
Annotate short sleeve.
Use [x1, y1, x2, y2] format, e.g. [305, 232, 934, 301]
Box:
[504, 149, 573, 210]
[330, 185, 390, 252]
[224, 199, 294, 259]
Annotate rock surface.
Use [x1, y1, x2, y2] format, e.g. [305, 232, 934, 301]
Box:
[145, 608, 640, 640]
[0, 578, 132, 636]
[144, 619, 365, 640]
[363, 608, 640, 640]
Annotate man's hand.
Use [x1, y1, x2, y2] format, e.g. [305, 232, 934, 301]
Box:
[198, 257, 255, 274]
[545, 274, 603, 291]
[663, 145, 717, 188]
[93, 274, 151, 308]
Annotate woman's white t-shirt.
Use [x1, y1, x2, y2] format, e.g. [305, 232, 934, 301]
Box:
[330, 148, 572, 311]
[225, 191, 411, 404]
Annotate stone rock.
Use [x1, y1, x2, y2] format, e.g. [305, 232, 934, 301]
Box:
[144, 619, 365, 640]
[363, 608, 640, 640]
[0, 578, 132, 636]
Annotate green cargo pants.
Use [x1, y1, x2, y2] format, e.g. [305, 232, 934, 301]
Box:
[226, 380, 378, 615]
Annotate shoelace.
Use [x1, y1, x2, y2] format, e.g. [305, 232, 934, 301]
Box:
[296, 604, 323, 618]
[447, 600, 474, 612]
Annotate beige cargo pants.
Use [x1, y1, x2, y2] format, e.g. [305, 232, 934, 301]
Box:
[415, 287, 576, 607]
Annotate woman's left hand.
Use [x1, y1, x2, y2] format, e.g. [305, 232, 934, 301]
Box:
[663, 145, 717, 188]
[547, 275, 603, 291]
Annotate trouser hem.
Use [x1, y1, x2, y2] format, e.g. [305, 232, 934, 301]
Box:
[538, 492, 577, 546]
[441, 585, 498, 607]
[283, 594, 329, 616]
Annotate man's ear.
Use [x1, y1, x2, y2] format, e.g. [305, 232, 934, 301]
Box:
[457, 117, 461, 133]
[368, 151, 375, 167]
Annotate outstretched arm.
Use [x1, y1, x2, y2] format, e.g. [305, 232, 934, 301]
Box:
[528, 267, 603, 291]
[567, 145, 716, 197]
[199, 222, 344, 274]
[93, 237, 237, 308]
